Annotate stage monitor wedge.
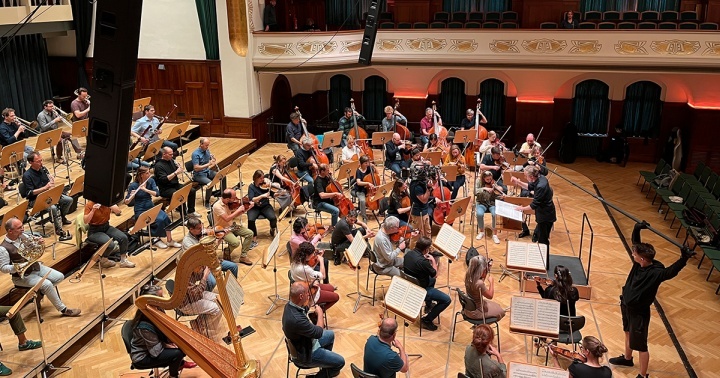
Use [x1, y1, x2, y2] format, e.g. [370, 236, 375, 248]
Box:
[84, 0, 144, 206]
[358, 0, 383, 66]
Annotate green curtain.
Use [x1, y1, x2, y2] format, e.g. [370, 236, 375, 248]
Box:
[484, 0, 510, 12]
[0, 34, 52, 121]
[621, 81, 663, 138]
[581, 0, 606, 12]
[606, 0, 629, 11]
[71, 0, 93, 88]
[440, 78, 465, 127]
[327, 0, 361, 29]
[572, 79, 610, 135]
[444, 0, 474, 13]
[479, 79, 505, 128]
[362, 76, 386, 123]
[638, 0, 678, 11]
[195, 0, 220, 60]
[329, 74, 351, 121]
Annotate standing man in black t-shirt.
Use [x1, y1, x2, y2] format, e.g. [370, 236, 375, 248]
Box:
[409, 177, 432, 245]
[511, 165, 556, 269]
[330, 209, 375, 265]
[403, 236, 451, 331]
[313, 164, 341, 226]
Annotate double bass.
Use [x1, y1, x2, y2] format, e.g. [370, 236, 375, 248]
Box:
[465, 98, 488, 169]
[428, 101, 450, 158]
[348, 99, 374, 160]
[391, 98, 412, 140]
[325, 174, 354, 217]
[296, 106, 330, 166]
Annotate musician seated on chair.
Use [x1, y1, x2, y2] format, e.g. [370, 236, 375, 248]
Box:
[444, 145, 467, 200]
[177, 265, 226, 343]
[363, 317, 409, 377]
[341, 135, 362, 165]
[330, 210, 374, 266]
[269, 154, 302, 210]
[282, 281, 345, 377]
[0, 303, 42, 374]
[337, 107, 364, 147]
[519, 133, 541, 157]
[384, 133, 410, 178]
[387, 180, 412, 227]
[290, 217, 331, 282]
[131, 105, 178, 153]
[192, 137, 225, 209]
[84, 200, 135, 269]
[474, 170, 504, 244]
[294, 138, 316, 185]
[154, 146, 199, 218]
[0, 108, 34, 160]
[286, 112, 304, 154]
[419, 108, 440, 146]
[465, 255, 505, 322]
[181, 217, 238, 292]
[0, 218, 81, 317]
[372, 216, 406, 277]
[291, 242, 339, 310]
[247, 170, 279, 242]
[312, 164, 343, 227]
[523, 145, 548, 176]
[464, 324, 506, 378]
[124, 167, 181, 250]
[460, 106, 487, 130]
[21, 152, 73, 241]
[130, 284, 195, 378]
[36, 100, 83, 164]
[212, 189, 254, 266]
[353, 155, 375, 223]
[479, 147, 507, 192]
[403, 236, 451, 332]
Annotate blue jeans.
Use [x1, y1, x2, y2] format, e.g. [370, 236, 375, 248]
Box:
[424, 287, 451, 322]
[206, 260, 239, 292]
[386, 162, 403, 177]
[450, 175, 465, 199]
[310, 330, 345, 377]
[476, 204, 496, 230]
[316, 202, 340, 226]
[297, 170, 314, 185]
[419, 135, 429, 146]
[127, 158, 151, 171]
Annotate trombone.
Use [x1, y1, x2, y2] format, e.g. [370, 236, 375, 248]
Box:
[15, 117, 41, 135]
[54, 108, 74, 127]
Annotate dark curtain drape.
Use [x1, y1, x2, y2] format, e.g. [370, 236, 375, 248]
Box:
[572, 79, 610, 135]
[638, 0, 678, 11]
[621, 81, 663, 138]
[440, 78, 465, 127]
[195, 0, 220, 60]
[444, 0, 473, 13]
[606, 0, 629, 11]
[329, 75, 351, 121]
[483, 0, 510, 12]
[581, 0, 607, 12]
[71, 0, 93, 88]
[327, 0, 360, 29]
[362, 76, 386, 123]
[479, 79, 505, 128]
[0, 34, 52, 120]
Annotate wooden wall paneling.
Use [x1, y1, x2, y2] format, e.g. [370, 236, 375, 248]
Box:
[504, 97, 517, 133]
[550, 98, 573, 158]
[686, 105, 720, 173]
[680, 0, 703, 13]
[514, 102, 554, 149]
[251, 107, 274, 146]
[393, 0, 431, 23]
[707, 0, 720, 23]
[521, 0, 579, 28]
[223, 117, 253, 138]
[312, 91, 330, 122]
[208, 62, 225, 125]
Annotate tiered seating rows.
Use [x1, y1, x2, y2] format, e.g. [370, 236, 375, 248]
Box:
[375, 11, 519, 29]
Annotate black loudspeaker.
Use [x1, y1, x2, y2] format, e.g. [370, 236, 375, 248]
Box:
[84, 0, 144, 206]
[358, 0, 383, 66]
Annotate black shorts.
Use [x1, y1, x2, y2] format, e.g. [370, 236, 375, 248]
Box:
[621, 301, 650, 352]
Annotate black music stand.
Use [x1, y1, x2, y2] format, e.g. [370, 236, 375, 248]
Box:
[29, 184, 68, 258]
[129, 204, 163, 281]
[263, 231, 288, 315]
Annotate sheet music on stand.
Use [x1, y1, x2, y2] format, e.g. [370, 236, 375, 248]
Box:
[226, 273, 245, 317]
[432, 223, 465, 259]
[509, 296, 560, 338]
[344, 231, 367, 268]
[506, 240, 547, 274]
[495, 199, 524, 222]
[508, 362, 568, 378]
[263, 232, 281, 268]
[384, 276, 426, 321]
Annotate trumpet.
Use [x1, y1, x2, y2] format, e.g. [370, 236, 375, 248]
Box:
[15, 117, 41, 135]
[13, 233, 45, 279]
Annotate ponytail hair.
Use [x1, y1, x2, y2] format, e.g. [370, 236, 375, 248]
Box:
[582, 336, 608, 359]
[470, 324, 494, 355]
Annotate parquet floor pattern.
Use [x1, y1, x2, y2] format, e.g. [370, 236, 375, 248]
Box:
[21, 146, 720, 378]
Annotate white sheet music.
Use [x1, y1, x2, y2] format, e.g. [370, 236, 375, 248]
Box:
[385, 276, 426, 321]
[226, 273, 245, 317]
[495, 199, 524, 221]
[536, 300, 561, 334]
[433, 223, 465, 259]
[527, 243, 548, 271]
[510, 296, 560, 338]
[507, 241, 529, 267]
[263, 232, 281, 267]
[506, 241, 547, 273]
[510, 296, 537, 329]
[508, 362, 568, 378]
[346, 231, 367, 268]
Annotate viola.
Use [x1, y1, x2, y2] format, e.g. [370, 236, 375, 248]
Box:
[432, 176, 453, 225]
[535, 338, 587, 363]
[325, 174, 354, 217]
[306, 223, 326, 238]
[281, 167, 303, 206]
[348, 99, 374, 160]
[203, 224, 242, 239]
[363, 165, 381, 211]
[389, 225, 414, 243]
[534, 276, 554, 286]
[238, 196, 251, 211]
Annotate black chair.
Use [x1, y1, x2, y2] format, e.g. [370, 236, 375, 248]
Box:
[584, 11, 602, 22]
[540, 22, 558, 29]
[579, 22, 596, 29]
[603, 11, 621, 22]
[451, 288, 500, 350]
[434, 11, 450, 22]
[452, 12, 467, 23]
[350, 363, 380, 378]
[413, 22, 428, 29]
[502, 11, 518, 22]
[484, 12, 501, 22]
[397, 22, 412, 29]
[623, 11, 640, 21]
[121, 320, 164, 376]
[618, 21, 636, 29]
[659, 22, 677, 29]
[379, 22, 395, 29]
[557, 315, 586, 348]
[680, 22, 699, 29]
[680, 11, 698, 22]
[465, 22, 482, 29]
[365, 250, 392, 306]
[448, 21, 464, 29]
[430, 21, 447, 28]
[641, 11, 659, 22]
[661, 10, 679, 22]
[379, 12, 393, 22]
[500, 22, 517, 29]
[483, 22, 499, 28]
[638, 22, 657, 29]
[284, 337, 317, 378]
[700, 22, 718, 30]
[598, 22, 615, 29]
[468, 11, 483, 22]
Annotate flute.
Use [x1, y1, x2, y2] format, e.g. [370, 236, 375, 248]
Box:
[125, 176, 151, 203]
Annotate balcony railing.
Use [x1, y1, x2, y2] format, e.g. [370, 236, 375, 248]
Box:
[0, 0, 73, 30]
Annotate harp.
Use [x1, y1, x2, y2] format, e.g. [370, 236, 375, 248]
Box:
[135, 236, 259, 377]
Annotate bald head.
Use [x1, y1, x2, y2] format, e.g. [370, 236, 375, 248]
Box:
[526, 133, 535, 143]
[378, 318, 398, 340]
[392, 133, 401, 144]
[289, 281, 309, 305]
[4, 217, 20, 232]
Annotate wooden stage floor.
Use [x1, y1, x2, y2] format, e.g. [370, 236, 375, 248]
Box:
[6, 143, 720, 378]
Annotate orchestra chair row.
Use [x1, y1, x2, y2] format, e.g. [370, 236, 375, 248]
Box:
[433, 11, 518, 23]
[576, 10, 698, 23]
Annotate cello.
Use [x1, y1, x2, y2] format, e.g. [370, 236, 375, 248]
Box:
[428, 101, 450, 158]
[296, 106, 330, 165]
[391, 98, 412, 140]
[325, 173, 354, 217]
[465, 98, 488, 169]
[363, 164, 381, 211]
[432, 172, 452, 225]
[281, 163, 303, 206]
[348, 99, 374, 160]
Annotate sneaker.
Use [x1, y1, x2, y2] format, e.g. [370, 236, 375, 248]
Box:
[167, 241, 182, 248]
[250, 241, 258, 250]
[476, 232, 484, 240]
[237, 256, 253, 266]
[421, 317, 438, 331]
[99, 258, 116, 269]
[62, 308, 81, 317]
[182, 360, 197, 369]
[492, 235, 500, 244]
[18, 340, 42, 351]
[58, 231, 72, 242]
[154, 240, 168, 249]
[0, 362, 11, 376]
[188, 212, 201, 218]
[62, 217, 72, 225]
[119, 259, 136, 268]
[609, 354, 634, 367]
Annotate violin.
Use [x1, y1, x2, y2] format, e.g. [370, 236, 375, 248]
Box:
[227, 197, 242, 211]
[533, 276, 554, 286]
[389, 225, 415, 243]
[535, 338, 587, 363]
[305, 223, 326, 238]
[203, 224, 241, 239]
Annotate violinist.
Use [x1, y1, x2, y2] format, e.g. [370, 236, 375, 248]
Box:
[524, 145, 548, 176]
[294, 138, 316, 185]
[460, 107, 487, 130]
[419, 108, 441, 146]
[212, 189, 255, 265]
[269, 154, 300, 210]
[290, 217, 331, 283]
[408, 148, 429, 170]
[290, 242, 339, 310]
[341, 135, 362, 164]
[384, 133, 410, 177]
[312, 164, 341, 226]
[465, 255, 506, 321]
[549, 336, 611, 378]
[381, 105, 407, 132]
[479, 147, 508, 192]
[330, 210, 375, 265]
[464, 324, 506, 378]
[519, 133, 541, 157]
[247, 170, 279, 241]
[535, 265, 579, 316]
[372, 216, 406, 277]
[387, 179, 412, 227]
[353, 155, 375, 223]
[444, 145, 467, 199]
[479, 131, 503, 155]
[337, 107, 364, 147]
[474, 171, 504, 244]
[422, 133, 442, 153]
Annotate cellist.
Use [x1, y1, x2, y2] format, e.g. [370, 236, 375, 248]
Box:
[312, 164, 342, 226]
[341, 135, 362, 165]
[353, 155, 375, 223]
[294, 138, 317, 185]
[337, 107, 364, 147]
